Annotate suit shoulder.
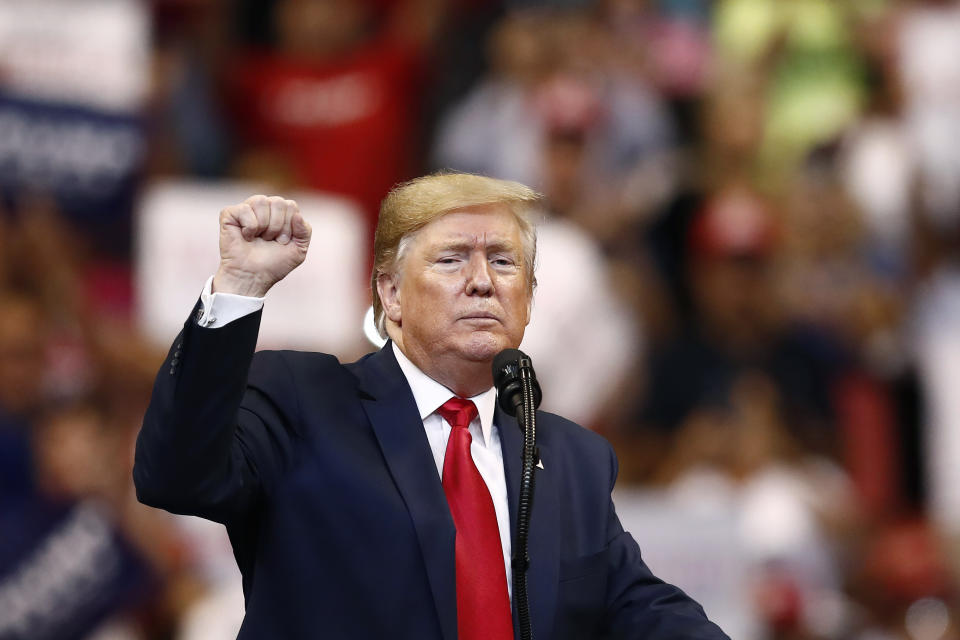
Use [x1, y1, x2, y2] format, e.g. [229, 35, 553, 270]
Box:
[537, 410, 615, 458]
[252, 348, 341, 368]
[249, 349, 352, 388]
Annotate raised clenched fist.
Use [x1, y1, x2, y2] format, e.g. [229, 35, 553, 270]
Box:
[213, 195, 312, 297]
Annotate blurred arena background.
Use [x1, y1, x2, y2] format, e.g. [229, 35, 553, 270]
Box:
[2, 0, 960, 638]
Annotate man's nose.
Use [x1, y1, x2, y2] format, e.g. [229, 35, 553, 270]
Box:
[464, 253, 493, 296]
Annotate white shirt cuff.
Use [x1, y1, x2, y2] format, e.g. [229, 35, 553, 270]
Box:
[197, 275, 265, 328]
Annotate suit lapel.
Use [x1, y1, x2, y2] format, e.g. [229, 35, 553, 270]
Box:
[357, 345, 458, 640]
[497, 406, 560, 640]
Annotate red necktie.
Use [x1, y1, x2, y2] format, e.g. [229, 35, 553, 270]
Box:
[437, 397, 514, 640]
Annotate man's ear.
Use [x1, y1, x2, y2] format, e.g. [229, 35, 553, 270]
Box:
[377, 272, 402, 324]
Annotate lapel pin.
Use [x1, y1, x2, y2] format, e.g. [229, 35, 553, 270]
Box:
[536, 459, 544, 470]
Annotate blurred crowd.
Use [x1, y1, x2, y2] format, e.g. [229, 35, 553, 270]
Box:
[3, 0, 960, 638]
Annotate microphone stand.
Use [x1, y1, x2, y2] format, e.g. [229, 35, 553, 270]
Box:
[512, 356, 538, 640]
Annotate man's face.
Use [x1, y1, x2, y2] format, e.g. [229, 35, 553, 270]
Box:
[381, 204, 532, 371]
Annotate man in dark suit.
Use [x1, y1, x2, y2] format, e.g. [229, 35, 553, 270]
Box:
[133, 173, 729, 639]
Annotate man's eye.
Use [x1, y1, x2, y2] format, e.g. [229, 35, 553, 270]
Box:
[437, 257, 460, 264]
[491, 257, 514, 267]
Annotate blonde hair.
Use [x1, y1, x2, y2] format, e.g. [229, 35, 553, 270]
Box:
[372, 172, 541, 337]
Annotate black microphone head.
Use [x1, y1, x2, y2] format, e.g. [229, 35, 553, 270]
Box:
[492, 348, 542, 416]
[492, 348, 525, 387]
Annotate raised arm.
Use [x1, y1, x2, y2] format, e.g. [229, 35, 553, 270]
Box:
[133, 195, 312, 523]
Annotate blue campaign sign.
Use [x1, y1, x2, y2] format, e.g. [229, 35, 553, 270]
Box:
[0, 497, 154, 640]
[0, 92, 146, 223]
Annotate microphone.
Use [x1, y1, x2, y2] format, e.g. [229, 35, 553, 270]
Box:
[493, 348, 541, 640]
[492, 349, 542, 417]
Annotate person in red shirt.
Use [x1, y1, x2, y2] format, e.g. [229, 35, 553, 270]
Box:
[226, 0, 440, 237]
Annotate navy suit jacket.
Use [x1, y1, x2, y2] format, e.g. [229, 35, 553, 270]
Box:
[133, 307, 729, 639]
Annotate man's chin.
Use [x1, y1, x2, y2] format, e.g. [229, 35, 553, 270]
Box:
[456, 332, 518, 362]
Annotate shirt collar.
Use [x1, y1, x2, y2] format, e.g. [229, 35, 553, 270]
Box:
[392, 342, 497, 446]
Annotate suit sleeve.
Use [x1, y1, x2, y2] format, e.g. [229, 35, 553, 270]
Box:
[602, 447, 731, 639]
[133, 302, 302, 524]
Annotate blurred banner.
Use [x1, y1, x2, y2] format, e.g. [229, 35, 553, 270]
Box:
[135, 180, 368, 356]
[0, 499, 152, 640]
[0, 0, 149, 223]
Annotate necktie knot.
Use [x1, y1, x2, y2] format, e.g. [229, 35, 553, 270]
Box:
[436, 397, 478, 431]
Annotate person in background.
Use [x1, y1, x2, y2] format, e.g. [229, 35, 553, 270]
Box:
[225, 0, 443, 238]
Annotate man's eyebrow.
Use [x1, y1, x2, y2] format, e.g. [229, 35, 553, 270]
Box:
[485, 240, 520, 254]
[427, 238, 520, 254]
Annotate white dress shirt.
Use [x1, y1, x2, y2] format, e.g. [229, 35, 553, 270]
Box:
[197, 276, 514, 594]
[391, 343, 513, 595]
